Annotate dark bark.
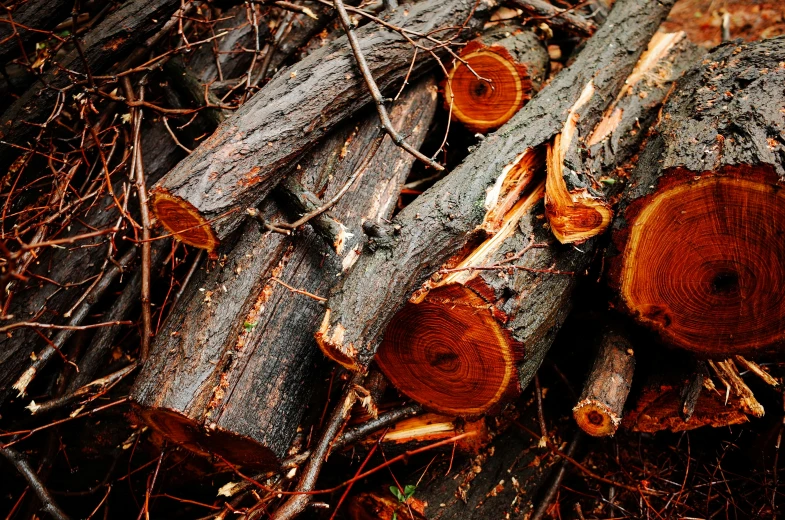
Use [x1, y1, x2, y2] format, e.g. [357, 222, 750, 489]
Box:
[0, 118, 182, 403]
[316, 0, 677, 395]
[0, 0, 73, 65]
[148, 0, 490, 253]
[544, 31, 702, 244]
[130, 78, 438, 470]
[572, 323, 635, 437]
[0, 0, 182, 167]
[608, 35, 785, 358]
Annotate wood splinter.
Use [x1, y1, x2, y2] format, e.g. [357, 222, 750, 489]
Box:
[573, 325, 635, 437]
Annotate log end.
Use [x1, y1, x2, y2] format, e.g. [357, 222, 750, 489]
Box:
[444, 40, 534, 134]
[573, 399, 621, 437]
[377, 285, 521, 417]
[150, 189, 220, 253]
[615, 168, 785, 357]
[135, 407, 281, 470]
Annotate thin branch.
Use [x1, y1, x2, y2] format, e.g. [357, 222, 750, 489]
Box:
[123, 77, 153, 361]
[0, 446, 70, 520]
[270, 372, 365, 520]
[332, 0, 443, 171]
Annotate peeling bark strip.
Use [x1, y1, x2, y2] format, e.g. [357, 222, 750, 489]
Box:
[573, 324, 635, 437]
[148, 0, 491, 253]
[0, 0, 181, 164]
[130, 79, 438, 470]
[443, 24, 549, 133]
[608, 36, 785, 358]
[316, 0, 677, 385]
[544, 31, 702, 244]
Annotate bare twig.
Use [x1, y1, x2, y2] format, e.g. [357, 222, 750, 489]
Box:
[332, 0, 443, 171]
[123, 77, 153, 361]
[27, 362, 139, 415]
[505, 0, 597, 37]
[0, 446, 70, 520]
[530, 432, 582, 520]
[270, 372, 364, 520]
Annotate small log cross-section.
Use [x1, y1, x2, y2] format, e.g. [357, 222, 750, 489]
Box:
[131, 79, 438, 470]
[444, 24, 548, 133]
[317, 0, 681, 416]
[147, 0, 489, 254]
[573, 325, 635, 437]
[608, 36, 785, 358]
[544, 31, 702, 244]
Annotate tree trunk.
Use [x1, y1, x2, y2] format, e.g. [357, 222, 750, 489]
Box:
[607, 35, 785, 358]
[148, 0, 490, 254]
[316, 0, 680, 417]
[130, 78, 438, 470]
[572, 323, 635, 437]
[444, 24, 549, 133]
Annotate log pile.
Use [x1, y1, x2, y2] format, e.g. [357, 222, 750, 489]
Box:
[2, 0, 785, 518]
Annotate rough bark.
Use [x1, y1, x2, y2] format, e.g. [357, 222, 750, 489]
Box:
[607, 35, 785, 358]
[0, 0, 182, 166]
[316, 0, 678, 411]
[148, 0, 490, 253]
[544, 31, 702, 243]
[0, 118, 183, 403]
[572, 323, 635, 437]
[130, 79, 438, 470]
[165, 9, 360, 258]
[0, 0, 73, 65]
[444, 24, 549, 133]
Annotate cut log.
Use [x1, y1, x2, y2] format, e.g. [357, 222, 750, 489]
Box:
[165, 13, 363, 258]
[317, 0, 681, 416]
[0, 0, 182, 167]
[544, 31, 702, 244]
[443, 24, 548, 133]
[148, 0, 490, 254]
[607, 36, 785, 358]
[130, 79, 438, 470]
[573, 324, 635, 437]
